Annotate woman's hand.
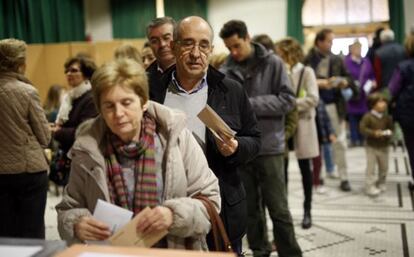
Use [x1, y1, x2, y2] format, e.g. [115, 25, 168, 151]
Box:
[74, 216, 111, 241]
[136, 206, 173, 234]
[49, 123, 61, 133]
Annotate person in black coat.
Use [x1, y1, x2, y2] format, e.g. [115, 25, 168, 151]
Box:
[50, 56, 98, 185]
[150, 16, 261, 256]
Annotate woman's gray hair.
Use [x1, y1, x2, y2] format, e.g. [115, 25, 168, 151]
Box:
[0, 38, 27, 72]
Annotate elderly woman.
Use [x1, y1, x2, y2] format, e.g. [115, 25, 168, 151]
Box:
[275, 37, 320, 229]
[0, 39, 51, 238]
[50, 56, 98, 185]
[53, 56, 98, 152]
[56, 59, 220, 249]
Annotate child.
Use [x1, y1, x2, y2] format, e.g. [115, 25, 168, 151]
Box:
[360, 93, 394, 196]
[313, 100, 336, 194]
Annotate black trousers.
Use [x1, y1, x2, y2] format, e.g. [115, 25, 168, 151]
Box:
[0, 171, 48, 239]
[402, 126, 414, 182]
[298, 159, 313, 212]
[285, 158, 313, 212]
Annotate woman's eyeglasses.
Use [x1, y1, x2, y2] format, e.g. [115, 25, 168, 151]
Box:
[65, 68, 81, 74]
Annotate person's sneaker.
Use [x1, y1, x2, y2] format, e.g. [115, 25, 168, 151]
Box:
[340, 180, 351, 192]
[366, 186, 380, 197]
[409, 181, 414, 191]
[327, 171, 339, 179]
[378, 184, 387, 192]
[316, 185, 327, 194]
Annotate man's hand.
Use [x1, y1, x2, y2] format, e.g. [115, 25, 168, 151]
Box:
[329, 134, 337, 143]
[215, 133, 239, 157]
[74, 216, 111, 241]
[328, 76, 348, 89]
[338, 78, 349, 89]
[317, 79, 331, 89]
[136, 206, 173, 234]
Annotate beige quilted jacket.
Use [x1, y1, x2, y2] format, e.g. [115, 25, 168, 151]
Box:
[56, 101, 221, 250]
[0, 74, 51, 174]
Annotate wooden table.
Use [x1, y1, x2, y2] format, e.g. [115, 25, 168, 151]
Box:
[55, 244, 235, 257]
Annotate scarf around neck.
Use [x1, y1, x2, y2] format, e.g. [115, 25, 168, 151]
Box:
[105, 113, 158, 215]
[55, 80, 91, 125]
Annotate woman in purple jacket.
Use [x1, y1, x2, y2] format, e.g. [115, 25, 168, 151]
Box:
[344, 41, 376, 146]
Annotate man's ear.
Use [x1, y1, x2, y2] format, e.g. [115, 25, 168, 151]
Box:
[170, 40, 176, 52]
[246, 34, 251, 43]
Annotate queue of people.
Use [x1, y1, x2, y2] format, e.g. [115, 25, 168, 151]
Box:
[1, 15, 414, 257]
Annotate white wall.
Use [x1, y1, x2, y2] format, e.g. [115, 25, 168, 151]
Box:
[208, 0, 287, 54]
[404, 0, 414, 35]
[84, 0, 113, 41]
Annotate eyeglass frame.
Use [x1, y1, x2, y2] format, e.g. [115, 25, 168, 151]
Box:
[175, 39, 212, 54]
[65, 67, 81, 74]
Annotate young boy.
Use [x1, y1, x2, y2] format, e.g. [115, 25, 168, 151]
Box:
[360, 93, 394, 196]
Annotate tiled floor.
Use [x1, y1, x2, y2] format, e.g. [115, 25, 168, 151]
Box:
[45, 145, 414, 256]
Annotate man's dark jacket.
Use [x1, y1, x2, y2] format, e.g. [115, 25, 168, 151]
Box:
[394, 58, 414, 130]
[147, 61, 164, 101]
[150, 65, 261, 242]
[375, 41, 406, 90]
[304, 47, 358, 120]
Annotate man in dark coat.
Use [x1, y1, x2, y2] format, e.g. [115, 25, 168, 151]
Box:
[150, 16, 261, 256]
[146, 16, 176, 98]
[304, 28, 358, 192]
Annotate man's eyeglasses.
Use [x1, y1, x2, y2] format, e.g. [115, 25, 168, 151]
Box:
[65, 68, 81, 74]
[176, 39, 211, 54]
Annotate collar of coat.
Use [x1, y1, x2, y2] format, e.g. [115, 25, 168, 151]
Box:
[158, 64, 228, 95]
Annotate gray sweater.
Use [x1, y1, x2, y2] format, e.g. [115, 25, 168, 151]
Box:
[220, 43, 295, 155]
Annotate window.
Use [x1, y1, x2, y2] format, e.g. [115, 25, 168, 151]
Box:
[302, 0, 389, 26]
[331, 37, 369, 57]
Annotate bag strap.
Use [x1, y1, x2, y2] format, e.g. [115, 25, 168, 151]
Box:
[187, 194, 233, 252]
[296, 67, 306, 97]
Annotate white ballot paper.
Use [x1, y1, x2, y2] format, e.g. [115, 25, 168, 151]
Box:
[197, 105, 236, 141]
[93, 199, 133, 234]
[363, 80, 373, 94]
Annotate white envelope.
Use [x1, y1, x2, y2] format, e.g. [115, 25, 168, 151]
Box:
[93, 199, 133, 234]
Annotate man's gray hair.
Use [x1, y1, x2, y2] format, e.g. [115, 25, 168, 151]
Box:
[146, 16, 176, 39]
[380, 29, 395, 43]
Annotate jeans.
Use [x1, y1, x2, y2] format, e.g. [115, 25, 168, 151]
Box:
[322, 143, 334, 173]
[348, 113, 364, 145]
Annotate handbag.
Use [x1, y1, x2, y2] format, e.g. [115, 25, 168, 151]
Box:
[287, 67, 306, 151]
[186, 194, 233, 252]
[49, 149, 71, 186]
